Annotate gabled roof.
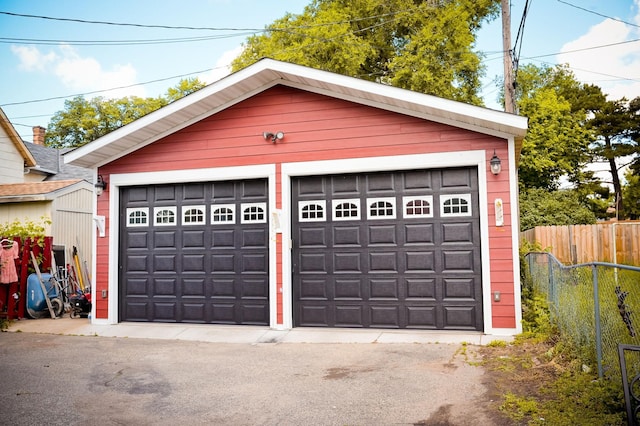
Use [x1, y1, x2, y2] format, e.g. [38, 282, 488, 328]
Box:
[0, 179, 91, 203]
[25, 142, 93, 182]
[0, 107, 36, 167]
[65, 58, 528, 169]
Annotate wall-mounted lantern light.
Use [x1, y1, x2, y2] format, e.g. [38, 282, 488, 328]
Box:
[263, 131, 284, 143]
[490, 150, 502, 175]
[95, 174, 107, 196]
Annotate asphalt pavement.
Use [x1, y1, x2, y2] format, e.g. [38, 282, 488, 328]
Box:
[0, 320, 501, 425]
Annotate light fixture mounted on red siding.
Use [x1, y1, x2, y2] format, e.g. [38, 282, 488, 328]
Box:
[263, 131, 284, 143]
[95, 174, 108, 195]
[490, 150, 502, 175]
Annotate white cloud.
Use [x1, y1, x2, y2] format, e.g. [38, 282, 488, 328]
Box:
[557, 13, 640, 101]
[11, 44, 145, 98]
[11, 45, 57, 72]
[199, 45, 244, 84]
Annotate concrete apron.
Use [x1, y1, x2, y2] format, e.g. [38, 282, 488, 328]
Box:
[5, 316, 512, 345]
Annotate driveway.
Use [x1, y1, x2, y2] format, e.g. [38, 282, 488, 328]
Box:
[0, 325, 498, 425]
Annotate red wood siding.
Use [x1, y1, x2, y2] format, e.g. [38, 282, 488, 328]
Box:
[96, 85, 517, 329]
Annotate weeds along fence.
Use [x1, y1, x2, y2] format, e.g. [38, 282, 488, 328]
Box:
[524, 252, 640, 381]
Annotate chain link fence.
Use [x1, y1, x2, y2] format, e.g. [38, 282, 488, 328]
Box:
[524, 252, 640, 381]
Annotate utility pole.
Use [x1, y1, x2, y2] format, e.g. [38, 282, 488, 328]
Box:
[502, 0, 516, 113]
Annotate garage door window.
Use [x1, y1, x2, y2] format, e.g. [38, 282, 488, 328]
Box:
[333, 199, 360, 221]
[441, 194, 471, 217]
[183, 205, 206, 225]
[212, 204, 235, 224]
[241, 202, 267, 224]
[126, 208, 148, 227]
[367, 197, 396, 220]
[154, 207, 177, 226]
[403, 196, 433, 218]
[299, 200, 326, 222]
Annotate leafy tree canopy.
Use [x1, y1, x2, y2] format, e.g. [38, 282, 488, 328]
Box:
[519, 188, 597, 231]
[516, 64, 595, 191]
[232, 0, 500, 105]
[45, 77, 205, 148]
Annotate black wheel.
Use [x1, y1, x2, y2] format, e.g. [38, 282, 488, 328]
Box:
[70, 309, 80, 319]
[50, 298, 64, 318]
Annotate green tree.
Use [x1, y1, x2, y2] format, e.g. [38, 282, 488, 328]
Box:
[515, 64, 595, 190]
[232, 0, 499, 105]
[519, 188, 597, 231]
[588, 96, 640, 218]
[46, 78, 205, 148]
[623, 170, 640, 219]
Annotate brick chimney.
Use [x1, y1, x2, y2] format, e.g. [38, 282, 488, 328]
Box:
[33, 126, 46, 145]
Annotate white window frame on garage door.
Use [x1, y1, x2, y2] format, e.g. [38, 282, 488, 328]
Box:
[281, 150, 515, 334]
[104, 164, 277, 327]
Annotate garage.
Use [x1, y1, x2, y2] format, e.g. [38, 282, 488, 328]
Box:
[66, 59, 527, 334]
[292, 167, 482, 330]
[119, 178, 269, 324]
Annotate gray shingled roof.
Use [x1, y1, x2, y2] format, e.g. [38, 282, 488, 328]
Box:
[25, 142, 93, 182]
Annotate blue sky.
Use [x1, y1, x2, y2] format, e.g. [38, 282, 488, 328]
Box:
[1, 0, 639, 143]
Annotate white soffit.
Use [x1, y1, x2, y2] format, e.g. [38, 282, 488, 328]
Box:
[65, 58, 528, 169]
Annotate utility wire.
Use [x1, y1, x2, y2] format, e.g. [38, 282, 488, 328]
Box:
[557, 0, 640, 29]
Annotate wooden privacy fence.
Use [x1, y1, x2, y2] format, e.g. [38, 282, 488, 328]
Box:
[520, 221, 640, 266]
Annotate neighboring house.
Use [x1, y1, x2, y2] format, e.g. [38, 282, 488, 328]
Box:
[66, 59, 528, 336]
[0, 109, 93, 272]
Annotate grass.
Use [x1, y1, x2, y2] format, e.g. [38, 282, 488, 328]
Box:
[481, 285, 627, 425]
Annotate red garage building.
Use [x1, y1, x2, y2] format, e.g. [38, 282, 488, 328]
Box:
[66, 59, 527, 336]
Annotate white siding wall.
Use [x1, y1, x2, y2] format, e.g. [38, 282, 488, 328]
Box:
[51, 187, 94, 275]
[0, 201, 53, 232]
[0, 126, 26, 183]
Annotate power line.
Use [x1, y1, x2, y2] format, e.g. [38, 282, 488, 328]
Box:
[556, 0, 640, 29]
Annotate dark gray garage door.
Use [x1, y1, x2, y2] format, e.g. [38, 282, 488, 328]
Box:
[119, 179, 269, 324]
[292, 168, 482, 330]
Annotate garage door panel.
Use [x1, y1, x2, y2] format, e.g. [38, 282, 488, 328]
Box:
[211, 279, 235, 296]
[154, 278, 176, 295]
[299, 227, 328, 247]
[406, 251, 435, 272]
[442, 250, 474, 271]
[370, 306, 400, 327]
[212, 229, 235, 247]
[300, 253, 327, 272]
[299, 305, 330, 326]
[334, 252, 362, 272]
[154, 255, 175, 271]
[300, 279, 330, 299]
[154, 231, 176, 247]
[333, 226, 360, 246]
[242, 228, 267, 247]
[370, 278, 399, 299]
[241, 253, 267, 272]
[369, 252, 397, 271]
[183, 278, 205, 296]
[441, 168, 472, 189]
[120, 179, 269, 324]
[182, 254, 204, 272]
[405, 224, 435, 245]
[242, 278, 269, 298]
[182, 304, 205, 321]
[127, 255, 148, 271]
[369, 225, 397, 245]
[183, 230, 205, 247]
[406, 278, 436, 299]
[335, 279, 362, 299]
[293, 167, 482, 331]
[442, 223, 474, 243]
[406, 306, 436, 328]
[128, 232, 148, 248]
[444, 306, 478, 329]
[335, 305, 364, 327]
